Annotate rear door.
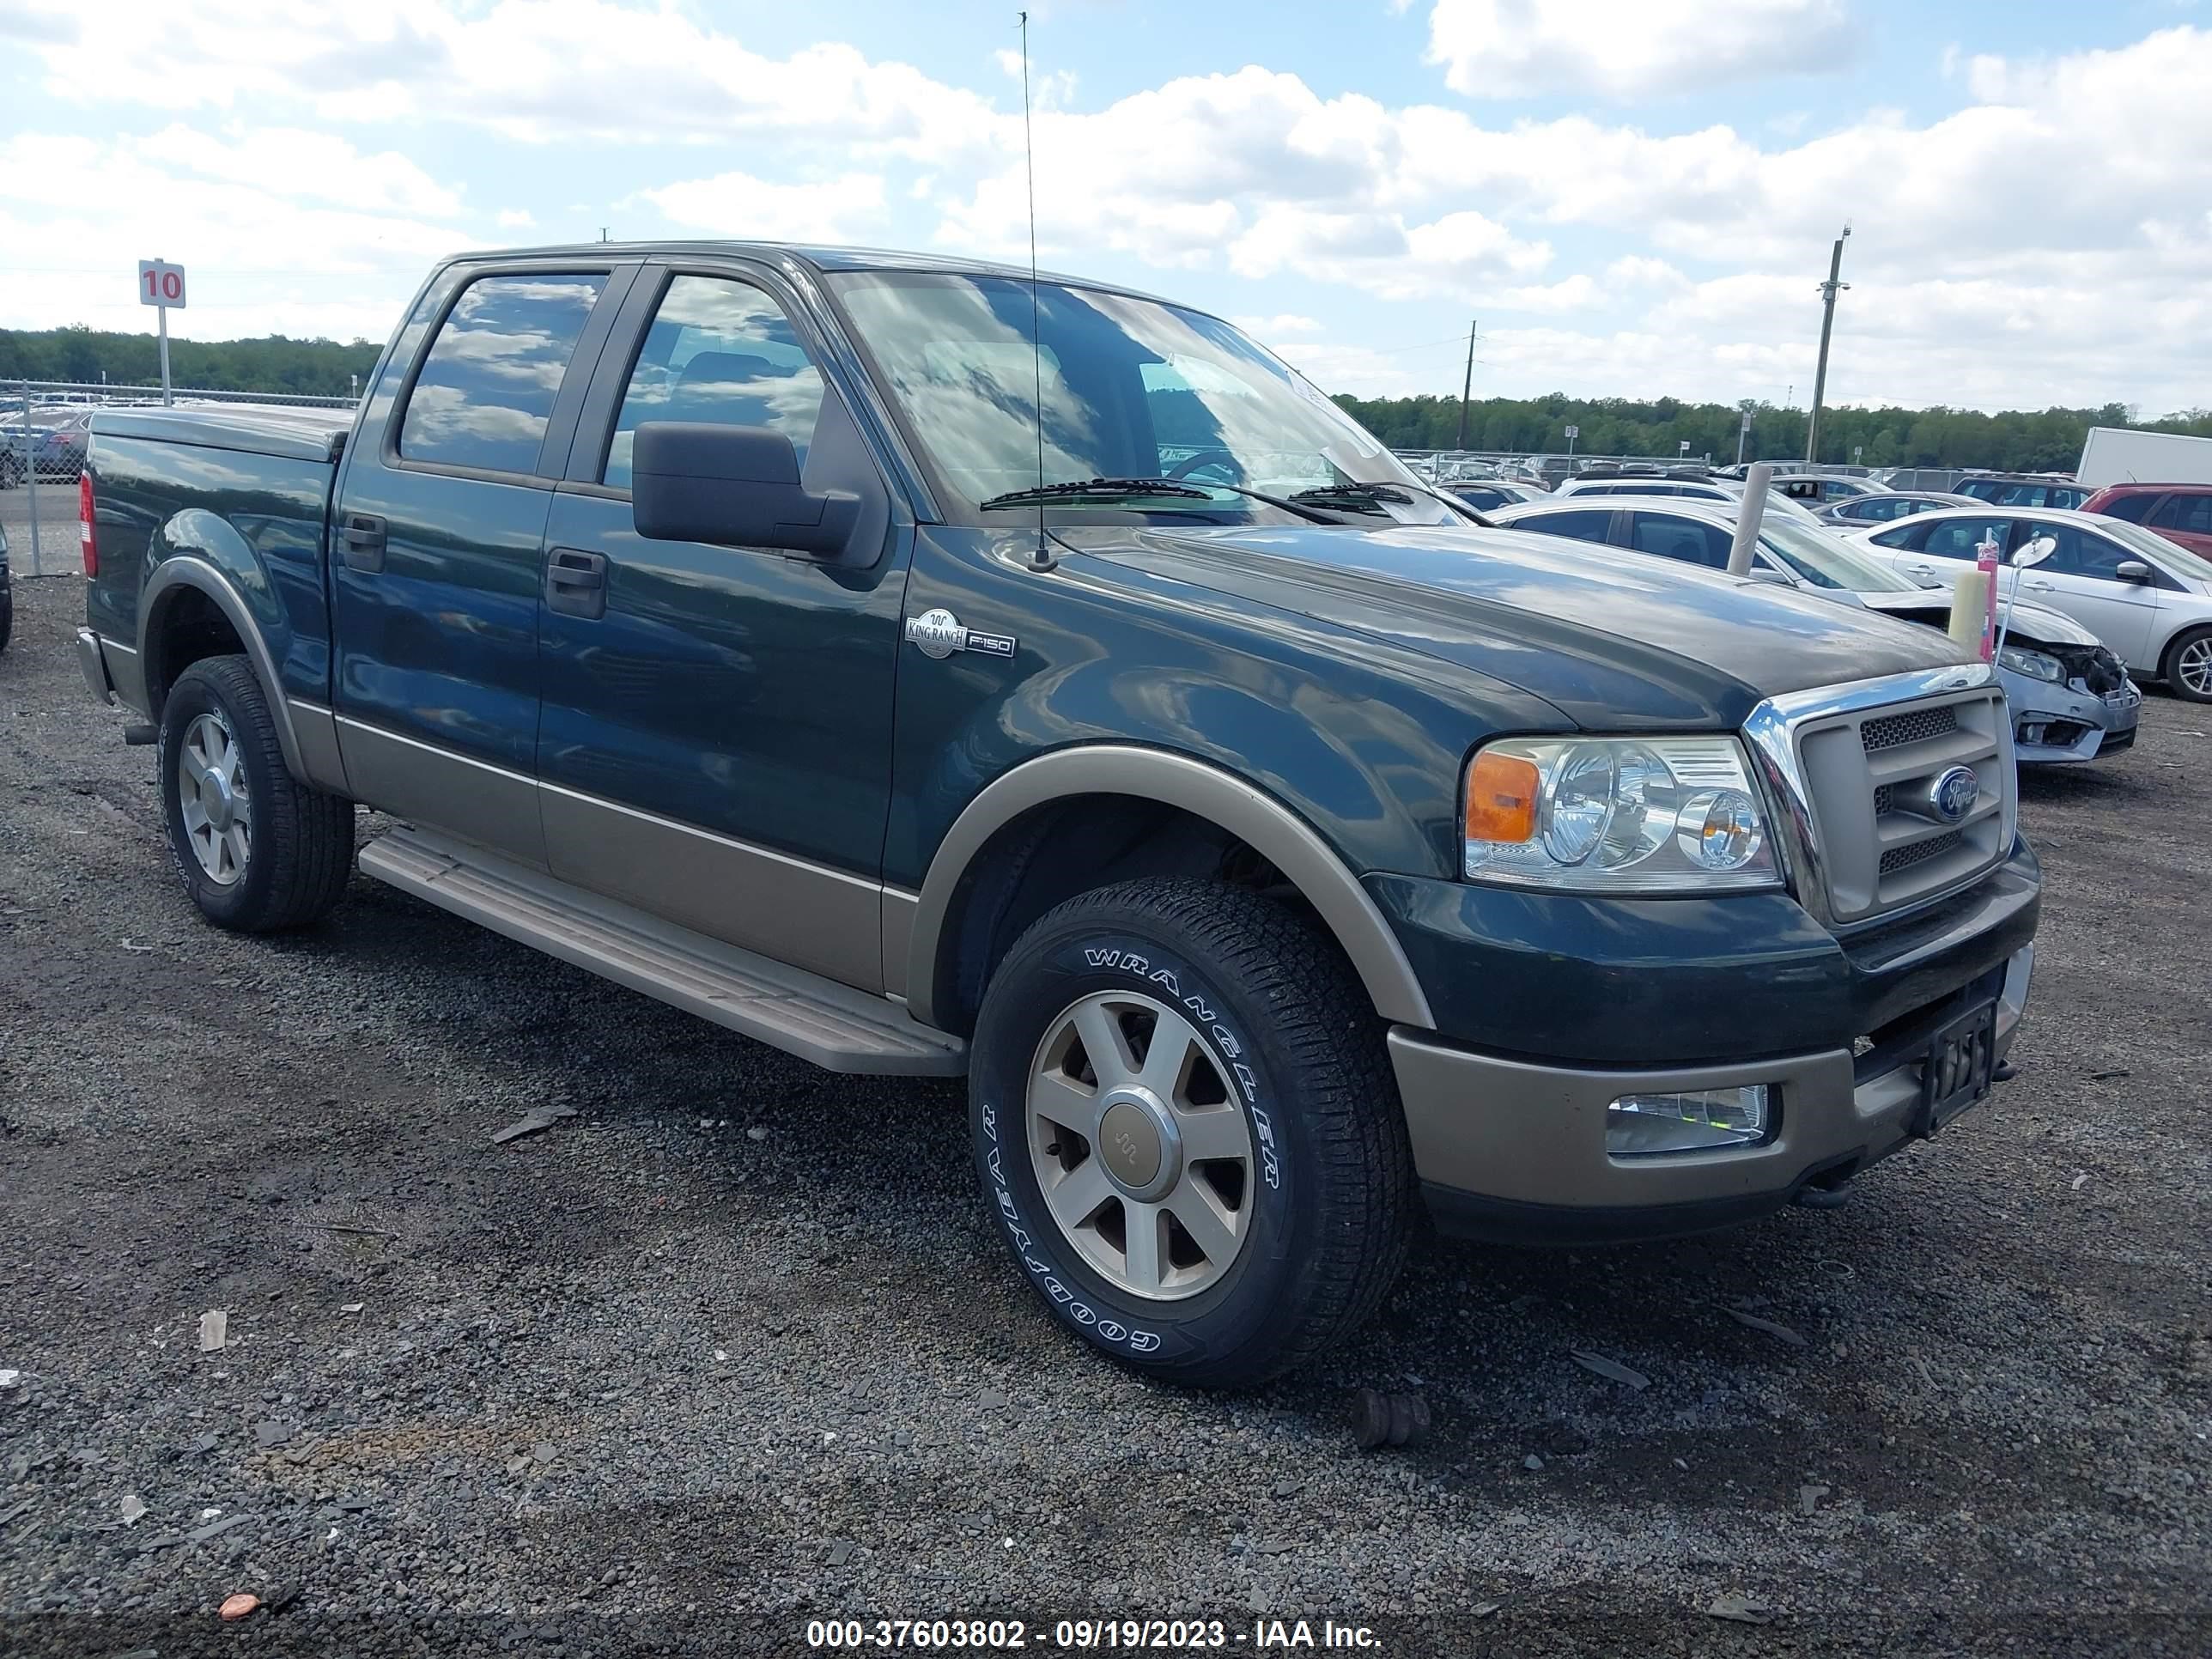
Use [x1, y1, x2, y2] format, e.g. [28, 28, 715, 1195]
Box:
[331, 260, 636, 866]
[2007, 518, 2162, 665]
[533, 261, 908, 991]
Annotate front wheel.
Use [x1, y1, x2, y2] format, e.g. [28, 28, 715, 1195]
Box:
[2163, 625, 2212, 704]
[158, 656, 356, 931]
[969, 878, 1414, 1388]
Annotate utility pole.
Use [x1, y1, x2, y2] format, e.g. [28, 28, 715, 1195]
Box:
[1735, 404, 1752, 465]
[1453, 318, 1475, 452]
[1804, 222, 1851, 465]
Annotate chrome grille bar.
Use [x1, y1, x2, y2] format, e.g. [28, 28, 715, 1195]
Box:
[1742, 664, 2015, 929]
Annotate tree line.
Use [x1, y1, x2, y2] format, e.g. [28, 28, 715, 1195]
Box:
[1332, 392, 2212, 472]
[0, 325, 380, 397]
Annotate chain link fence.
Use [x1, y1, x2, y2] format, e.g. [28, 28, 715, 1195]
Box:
[3, 380, 360, 577]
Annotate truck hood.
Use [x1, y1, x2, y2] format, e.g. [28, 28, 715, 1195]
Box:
[1062, 522, 1966, 730]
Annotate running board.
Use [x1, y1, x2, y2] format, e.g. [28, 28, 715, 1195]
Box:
[358, 826, 966, 1077]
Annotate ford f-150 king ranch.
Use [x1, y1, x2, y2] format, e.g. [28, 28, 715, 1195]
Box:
[75, 244, 2040, 1387]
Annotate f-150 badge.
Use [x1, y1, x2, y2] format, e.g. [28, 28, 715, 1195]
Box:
[904, 608, 1016, 661]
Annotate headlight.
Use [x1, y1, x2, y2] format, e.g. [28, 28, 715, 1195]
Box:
[1462, 736, 1781, 893]
[1996, 645, 2064, 684]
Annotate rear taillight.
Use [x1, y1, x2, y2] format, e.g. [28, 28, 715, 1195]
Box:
[79, 471, 97, 578]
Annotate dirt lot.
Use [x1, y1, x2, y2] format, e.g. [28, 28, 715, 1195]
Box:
[3, 520, 2209, 1656]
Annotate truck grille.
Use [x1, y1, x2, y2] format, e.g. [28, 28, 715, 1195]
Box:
[1753, 679, 2012, 927]
[1861, 706, 1958, 752]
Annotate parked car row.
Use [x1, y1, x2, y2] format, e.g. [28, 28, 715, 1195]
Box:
[1489, 495, 2144, 759]
[0, 410, 93, 485]
[1845, 507, 2212, 702]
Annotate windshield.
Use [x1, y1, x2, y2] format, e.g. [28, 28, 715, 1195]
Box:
[1760, 518, 1923, 592]
[831, 271, 1448, 524]
[2103, 518, 2212, 584]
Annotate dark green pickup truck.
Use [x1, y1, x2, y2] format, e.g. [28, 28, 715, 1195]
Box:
[76, 243, 2039, 1385]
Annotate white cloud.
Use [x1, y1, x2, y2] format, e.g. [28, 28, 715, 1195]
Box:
[155, 124, 462, 216]
[0, 131, 456, 340]
[15, 0, 1003, 157]
[642, 170, 888, 244]
[495, 208, 535, 229]
[1425, 0, 1856, 100]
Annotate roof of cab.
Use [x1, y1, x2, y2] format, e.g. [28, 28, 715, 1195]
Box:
[439, 240, 1178, 306]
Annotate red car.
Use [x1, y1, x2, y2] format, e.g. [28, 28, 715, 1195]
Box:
[2082, 482, 2212, 558]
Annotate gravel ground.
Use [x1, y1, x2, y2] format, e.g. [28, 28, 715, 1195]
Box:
[3, 513, 2209, 1656]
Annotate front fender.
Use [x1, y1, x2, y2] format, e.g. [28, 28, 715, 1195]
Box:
[903, 744, 1436, 1031]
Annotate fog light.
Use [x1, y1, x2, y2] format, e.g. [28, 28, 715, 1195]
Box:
[1607, 1085, 1772, 1157]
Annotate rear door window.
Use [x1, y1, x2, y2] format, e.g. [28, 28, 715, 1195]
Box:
[1626, 511, 1733, 568]
[398, 274, 609, 475]
[1922, 518, 2008, 559]
[1515, 508, 1615, 544]
[2150, 493, 2212, 536]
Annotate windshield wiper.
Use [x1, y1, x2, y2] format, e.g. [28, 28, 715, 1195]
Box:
[980, 476, 1341, 525]
[1293, 479, 1496, 527]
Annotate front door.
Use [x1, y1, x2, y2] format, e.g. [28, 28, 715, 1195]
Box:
[2008, 518, 2162, 667]
[535, 265, 908, 991]
[331, 264, 635, 866]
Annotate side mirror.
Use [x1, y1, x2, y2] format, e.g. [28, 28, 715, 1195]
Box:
[631, 422, 858, 556]
[2114, 559, 2154, 584]
[1747, 564, 1794, 586]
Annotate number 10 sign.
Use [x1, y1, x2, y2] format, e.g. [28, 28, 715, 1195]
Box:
[138, 259, 188, 308]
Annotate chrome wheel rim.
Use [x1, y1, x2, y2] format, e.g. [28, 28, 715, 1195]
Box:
[2179, 636, 2212, 697]
[177, 711, 251, 885]
[1026, 989, 1255, 1302]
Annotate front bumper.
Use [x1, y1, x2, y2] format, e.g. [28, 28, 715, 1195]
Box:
[1398, 943, 2033, 1243]
[2008, 673, 2140, 764]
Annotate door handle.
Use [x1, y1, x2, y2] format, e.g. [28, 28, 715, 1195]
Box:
[2023, 579, 2056, 592]
[544, 547, 608, 619]
[339, 513, 386, 573]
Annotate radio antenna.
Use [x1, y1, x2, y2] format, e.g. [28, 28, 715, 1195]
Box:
[1019, 9, 1052, 569]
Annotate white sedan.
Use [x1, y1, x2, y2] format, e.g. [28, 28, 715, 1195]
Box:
[1843, 507, 2212, 702]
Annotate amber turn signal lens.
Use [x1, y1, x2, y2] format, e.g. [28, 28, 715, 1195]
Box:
[1464, 750, 1540, 843]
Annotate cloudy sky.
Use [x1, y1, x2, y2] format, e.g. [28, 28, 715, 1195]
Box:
[3, 0, 2208, 414]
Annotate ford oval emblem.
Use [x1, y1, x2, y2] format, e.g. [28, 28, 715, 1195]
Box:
[1928, 765, 1979, 823]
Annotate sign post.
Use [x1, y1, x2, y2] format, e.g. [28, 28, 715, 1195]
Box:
[1564, 422, 1578, 459]
[137, 258, 187, 406]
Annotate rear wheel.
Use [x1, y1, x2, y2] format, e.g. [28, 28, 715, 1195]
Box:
[158, 656, 355, 931]
[2163, 626, 2212, 703]
[0, 592, 11, 654]
[969, 878, 1414, 1388]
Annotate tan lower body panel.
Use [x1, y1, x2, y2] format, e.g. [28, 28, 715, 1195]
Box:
[287, 700, 350, 795]
[358, 826, 963, 1077]
[539, 785, 883, 993]
[336, 717, 550, 870]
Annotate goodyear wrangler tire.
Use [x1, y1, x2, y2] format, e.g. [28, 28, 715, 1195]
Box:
[969, 878, 1414, 1387]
